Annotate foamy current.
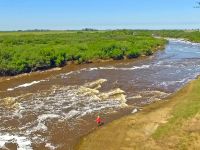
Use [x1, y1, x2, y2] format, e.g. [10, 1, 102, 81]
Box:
[0, 134, 32, 150]
[1, 79, 128, 149]
[7, 80, 46, 91]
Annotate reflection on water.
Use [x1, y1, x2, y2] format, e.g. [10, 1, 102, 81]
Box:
[1, 39, 200, 149]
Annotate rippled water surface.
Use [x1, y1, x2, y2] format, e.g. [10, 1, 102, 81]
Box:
[0, 39, 200, 149]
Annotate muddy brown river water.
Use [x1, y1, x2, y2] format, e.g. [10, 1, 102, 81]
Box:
[1, 39, 200, 150]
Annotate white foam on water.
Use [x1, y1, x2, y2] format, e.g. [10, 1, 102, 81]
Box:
[140, 90, 170, 104]
[153, 62, 173, 68]
[80, 104, 119, 117]
[32, 114, 60, 132]
[98, 66, 117, 70]
[139, 91, 167, 105]
[7, 80, 46, 91]
[60, 65, 151, 79]
[0, 79, 129, 141]
[175, 78, 189, 83]
[127, 95, 142, 99]
[60, 71, 75, 78]
[60, 68, 88, 78]
[13, 103, 25, 119]
[64, 110, 80, 119]
[0, 134, 32, 150]
[166, 38, 200, 46]
[156, 77, 195, 88]
[1, 79, 129, 146]
[131, 65, 150, 70]
[84, 79, 107, 89]
[98, 65, 150, 71]
[45, 143, 57, 150]
[3, 79, 127, 121]
[88, 67, 99, 71]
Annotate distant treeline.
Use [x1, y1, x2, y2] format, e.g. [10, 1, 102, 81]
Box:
[0, 28, 99, 32]
[0, 30, 167, 76]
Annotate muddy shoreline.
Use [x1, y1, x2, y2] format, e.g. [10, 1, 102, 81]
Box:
[0, 56, 150, 92]
[0, 56, 150, 81]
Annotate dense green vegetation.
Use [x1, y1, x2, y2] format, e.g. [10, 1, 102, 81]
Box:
[152, 30, 200, 43]
[0, 30, 166, 76]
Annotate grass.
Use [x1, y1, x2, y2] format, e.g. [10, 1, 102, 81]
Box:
[152, 78, 200, 149]
[76, 77, 200, 150]
[0, 30, 166, 76]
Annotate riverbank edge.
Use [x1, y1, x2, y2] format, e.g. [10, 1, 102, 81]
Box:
[76, 76, 200, 150]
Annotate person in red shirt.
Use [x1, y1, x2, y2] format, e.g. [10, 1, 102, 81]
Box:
[96, 115, 102, 126]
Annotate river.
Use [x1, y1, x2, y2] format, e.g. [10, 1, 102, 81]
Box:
[0, 39, 200, 150]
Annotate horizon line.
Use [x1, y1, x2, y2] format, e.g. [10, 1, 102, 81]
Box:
[0, 28, 200, 32]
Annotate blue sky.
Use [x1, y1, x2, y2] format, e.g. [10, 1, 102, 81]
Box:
[0, 0, 199, 30]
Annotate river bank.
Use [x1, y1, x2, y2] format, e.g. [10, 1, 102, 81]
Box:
[0, 57, 148, 92]
[76, 76, 200, 150]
